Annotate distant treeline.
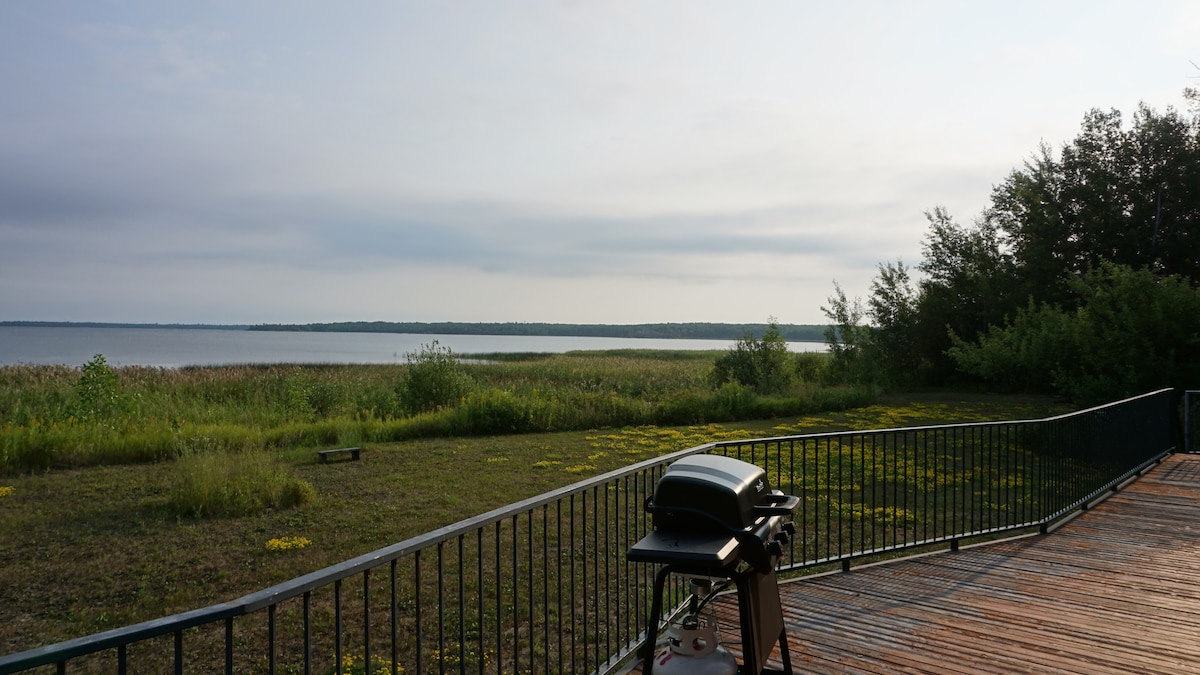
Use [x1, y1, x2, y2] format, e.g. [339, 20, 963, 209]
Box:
[1, 321, 251, 330]
[248, 321, 830, 342]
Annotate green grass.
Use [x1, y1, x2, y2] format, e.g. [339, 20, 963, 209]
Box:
[0, 390, 1069, 661]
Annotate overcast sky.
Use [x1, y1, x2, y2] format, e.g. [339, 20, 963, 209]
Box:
[1, 2, 1196, 325]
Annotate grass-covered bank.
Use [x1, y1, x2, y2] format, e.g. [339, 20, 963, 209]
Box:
[0, 393, 1069, 659]
[1, 349, 871, 475]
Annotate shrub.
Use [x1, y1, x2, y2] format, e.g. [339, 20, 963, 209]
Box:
[792, 352, 829, 384]
[711, 382, 758, 420]
[74, 354, 124, 420]
[709, 320, 793, 393]
[455, 388, 540, 435]
[396, 341, 475, 414]
[948, 262, 1200, 402]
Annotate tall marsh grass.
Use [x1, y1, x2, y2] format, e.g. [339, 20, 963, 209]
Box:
[0, 350, 875, 475]
[168, 446, 315, 518]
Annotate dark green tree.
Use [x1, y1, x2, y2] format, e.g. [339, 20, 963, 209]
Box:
[865, 260, 922, 386]
[914, 207, 1018, 381]
[831, 93, 1200, 397]
[986, 102, 1200, 298]
[821, 283, 869, 384]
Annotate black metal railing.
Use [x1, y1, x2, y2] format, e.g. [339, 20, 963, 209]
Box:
[1185, 390, 1200, 454]
[0, 389, 1178, 675]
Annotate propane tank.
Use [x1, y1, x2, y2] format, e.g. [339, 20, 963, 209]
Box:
[651, 613, 738, 675]
[650, 578, 737, 675]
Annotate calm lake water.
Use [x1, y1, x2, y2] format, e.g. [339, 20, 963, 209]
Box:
[0, 326, 827, 368]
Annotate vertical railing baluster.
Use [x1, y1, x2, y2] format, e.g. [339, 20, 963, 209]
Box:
[268, 604, 276, 675]
[174, 629, 183, 675]
[974, 426, 981, 533]
[493, 522, 502, 675]
[620, 476, 629, 654]
[926, 429, 936, 540]
[527, 510, 535, 675]
[569, 494, 577, 675]
[557, 498, 565, 675]
[922, 429, 930, 543]
[862, 434, 869, 553]
[457, 536, 465, 675]
[362, 569, 370, 675]
[837, 434, 844, 558]
[303, 591, 312, 675]
[476, 530, 484, 675]
[591, 486, 600, 674]
[801, 438, 808, 563]
[867, 434, 875, 554]
[117, 644, 126, 675]
[391, 559, 398, 675]
[541, 504, 550, 675]
[437, 542, 445, 675]
[415, 550, 423, 675]
[603, 481, 611, 666]
[512, 514, 520, 675]
[224, 617, 233, 675]
[334, 580, 342, 675]
[824, 436, 831, 561]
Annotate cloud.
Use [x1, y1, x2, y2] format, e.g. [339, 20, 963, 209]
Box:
[1, 1, 1194, 326]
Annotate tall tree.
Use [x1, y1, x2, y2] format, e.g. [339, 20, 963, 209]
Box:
[986, 102, 1200, 303]
[866, 260, 922, 386]
[916, 207, 1016, 375]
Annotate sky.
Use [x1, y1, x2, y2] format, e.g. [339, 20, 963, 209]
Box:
[1, 2, 1196, 326]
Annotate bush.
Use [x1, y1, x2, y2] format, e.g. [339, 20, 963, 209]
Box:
[74, 354, 125, 420]
[710, 320, 793, 393]
[395, 341, 475, 414]
[792, 352, 829, 384]
[949, 263, 1200, 403]
[454, 388, 542, 435]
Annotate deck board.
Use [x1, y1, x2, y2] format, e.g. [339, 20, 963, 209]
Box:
[636, 453, 1200, 674]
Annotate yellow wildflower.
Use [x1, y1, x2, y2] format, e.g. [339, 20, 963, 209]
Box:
[265, 536, 312, 552]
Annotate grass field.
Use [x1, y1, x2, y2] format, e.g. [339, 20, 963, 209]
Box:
[0, 386, 1069, 661]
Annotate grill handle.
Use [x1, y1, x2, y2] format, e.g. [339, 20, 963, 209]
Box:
[753, 492, 800, 517]
[642, 491, 800, 530]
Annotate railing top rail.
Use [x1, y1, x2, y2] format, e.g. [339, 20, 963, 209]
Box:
[713, 388, 1176, 448]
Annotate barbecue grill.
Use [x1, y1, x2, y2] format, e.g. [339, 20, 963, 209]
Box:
[628, 454, 799, 675]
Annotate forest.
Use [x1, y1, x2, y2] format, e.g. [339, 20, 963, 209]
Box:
[822, 89, 1200, 403]
[247, 320, 829, 342]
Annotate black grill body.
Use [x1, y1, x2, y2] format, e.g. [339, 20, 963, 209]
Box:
[628, 454, 798, 675]
[648, 454, 795, 533]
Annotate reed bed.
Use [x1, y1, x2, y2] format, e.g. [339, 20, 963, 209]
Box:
[0, 351, 875, 476]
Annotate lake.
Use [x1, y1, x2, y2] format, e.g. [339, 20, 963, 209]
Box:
[0, 326, 827, 368]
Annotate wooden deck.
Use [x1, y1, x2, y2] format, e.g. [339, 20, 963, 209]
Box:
[662, 453, 1200, 674]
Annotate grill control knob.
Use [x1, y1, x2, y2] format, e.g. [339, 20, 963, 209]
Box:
[774, 531, 790, 546]
[766, 540, 784, 557]
[782, 522, 797, 536]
